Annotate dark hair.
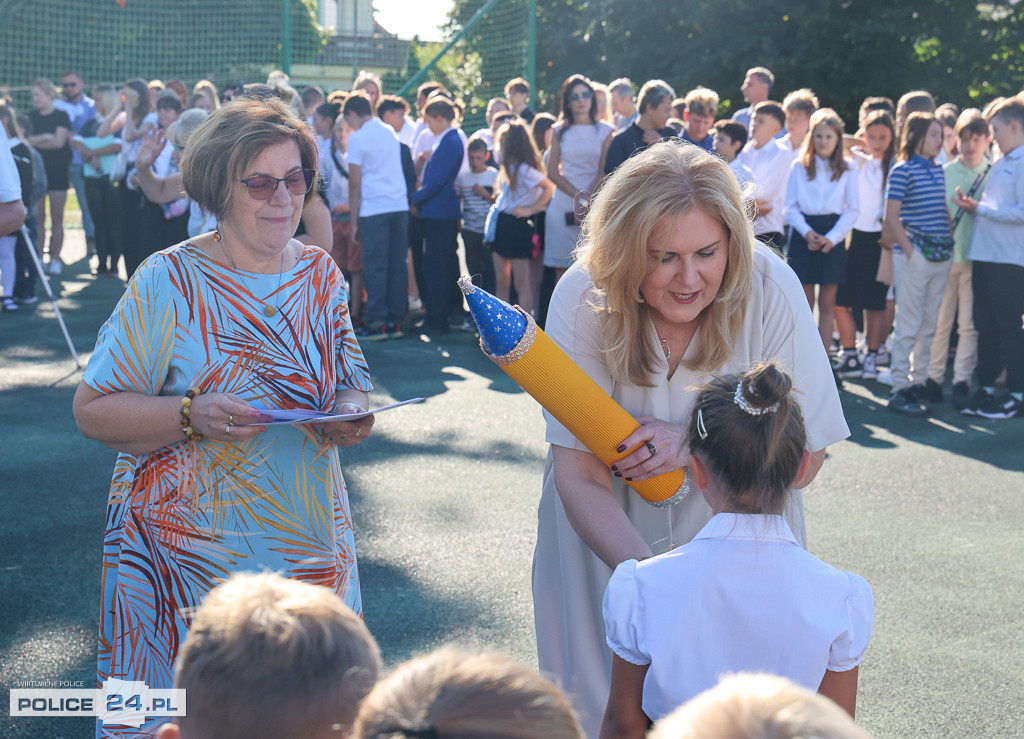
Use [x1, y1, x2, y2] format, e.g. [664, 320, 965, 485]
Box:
[156, 93, 183, 114]
[899, 112, 938, 161]
[688, 362, 806, 514]
[558, 74, 597, 130]
[862, 110, 896, 191]
[424, 94, 463, 122]
[376, 95, 409, 117]
[343, 92, 373, 119]
[531, 112, 556, 152]
[125, 78, 151, 124]
[315, 101, 342, 125]
[713, 119, 747, 150]
[467, 135, 489, 154]
[955, 108, 990, 139]
[752, 100, 785, 128]
[301, 85, 325, 107]
[491, 110, 515, 128]
[637, 79, 675, 115]
[504, 77, 530, 96]
[417, 81, 448, 101]
[989, 97, 1024, 128]
[497, 119, 544, 190]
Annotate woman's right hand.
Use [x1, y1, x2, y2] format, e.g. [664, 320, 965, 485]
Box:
[611, 416, 690, 483]
[190, 392, 269, 442]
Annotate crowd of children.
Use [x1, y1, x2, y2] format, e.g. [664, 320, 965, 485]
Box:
[3, 68, 1021, 419]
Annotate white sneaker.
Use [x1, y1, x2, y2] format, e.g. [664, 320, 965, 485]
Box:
[48, 260, 62, 275]
[876, 367, 894, 386]
[408, 295, 423, 313]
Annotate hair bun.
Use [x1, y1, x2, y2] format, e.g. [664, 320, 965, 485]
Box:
[743, 362, 793, 409]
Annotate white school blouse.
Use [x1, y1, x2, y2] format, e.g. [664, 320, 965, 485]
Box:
[850, 149, 885, 233]
[785, 156, 860, 245]
[603, 513, 874, 722]
[739, 138, 790, 235]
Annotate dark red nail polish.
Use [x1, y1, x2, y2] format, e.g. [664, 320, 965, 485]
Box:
[613, 471, 621, 478]
[611, 464, 618, 472]
[616, 444, 626, 453]
[625, 477, 632, 482]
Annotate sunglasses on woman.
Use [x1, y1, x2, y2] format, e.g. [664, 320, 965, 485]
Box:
[569, 90, 594, 103]
[239, 169, 315, 200]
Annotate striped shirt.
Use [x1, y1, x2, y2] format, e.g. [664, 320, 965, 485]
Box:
[884, 155, 950, 251]
[455, 166, 498, 233]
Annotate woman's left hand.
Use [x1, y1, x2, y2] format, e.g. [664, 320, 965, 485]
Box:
[610, 416, 690, 483]
[317, 402, 374, 447]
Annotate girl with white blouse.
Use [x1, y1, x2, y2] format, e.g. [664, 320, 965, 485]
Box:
[600, 362, 873, 737]
[834, 111, 897, 379]
[786, 108, 860, 352]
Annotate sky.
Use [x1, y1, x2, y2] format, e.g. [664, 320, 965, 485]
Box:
[374, 0, 455, 42]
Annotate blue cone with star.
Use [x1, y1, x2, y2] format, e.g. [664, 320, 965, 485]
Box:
[457, 276, 527, 358]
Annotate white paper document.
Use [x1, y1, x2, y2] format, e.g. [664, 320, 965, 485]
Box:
[246, 397, 425, 425]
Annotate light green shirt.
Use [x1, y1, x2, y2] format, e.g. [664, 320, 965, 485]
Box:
[944, 157, 990, 264]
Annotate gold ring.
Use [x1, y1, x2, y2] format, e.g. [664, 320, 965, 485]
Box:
[225, 424, 233, 435]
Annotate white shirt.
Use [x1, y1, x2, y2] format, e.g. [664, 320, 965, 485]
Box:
[739, 138, 789, 235]
[391, 115, 418, 148]
[604, 513, 874, 722]
[785, 156, 860, 245]
[414, 126, 470, 176]
[967, 145, 1024, 268]
[852, 151, 885, 232]
[0, 126, 22, 204]
[728, 157, 754, 191]
[346, 117, 408, 218]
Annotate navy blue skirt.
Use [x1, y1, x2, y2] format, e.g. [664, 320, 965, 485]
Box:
[786, 213, 847, 285]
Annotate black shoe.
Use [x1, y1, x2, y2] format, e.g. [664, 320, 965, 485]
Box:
[960, 388, 993, 416]
[889, 387, 929, 415]
[922, 378, 944, 403]
[976, 392, 1022, 420]
[952, 381, 970, 410]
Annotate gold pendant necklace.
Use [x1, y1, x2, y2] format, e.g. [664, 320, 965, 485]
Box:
[216, 232, 287, 318]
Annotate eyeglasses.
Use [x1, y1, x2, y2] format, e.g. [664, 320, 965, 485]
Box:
[569, 90, 594, 103]
[239, 170, 315, 200]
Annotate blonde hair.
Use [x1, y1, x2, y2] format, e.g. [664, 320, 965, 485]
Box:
[352, 647, 582, 739]
[175, 572, 381, 739]
[192, 79, 221, 110]
[648, 673, 871, 739]
[782, 88, 819, 116]
[577, 141, 754, 386]
[92, 84, 120, 118]
[353, 70, 383, 102]
[800, 108, 846, 182]
[684, 86, 720, 118]
[31, 77, 59, 99]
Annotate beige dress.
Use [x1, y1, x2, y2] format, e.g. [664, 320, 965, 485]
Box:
[533, 244, 850, 737]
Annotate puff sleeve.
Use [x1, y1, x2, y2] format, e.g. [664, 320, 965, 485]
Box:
[828, 572, 875, 672]
[603, 559, 651, 666]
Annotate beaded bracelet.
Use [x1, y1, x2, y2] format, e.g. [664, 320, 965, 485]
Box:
[179, 387, 202, 440]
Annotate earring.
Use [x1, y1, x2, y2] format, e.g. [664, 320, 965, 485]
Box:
[638, 290, 645, 304]
[212, 228, 222, 242]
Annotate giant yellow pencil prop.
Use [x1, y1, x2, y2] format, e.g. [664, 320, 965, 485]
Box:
[459, 277, 687, 507]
